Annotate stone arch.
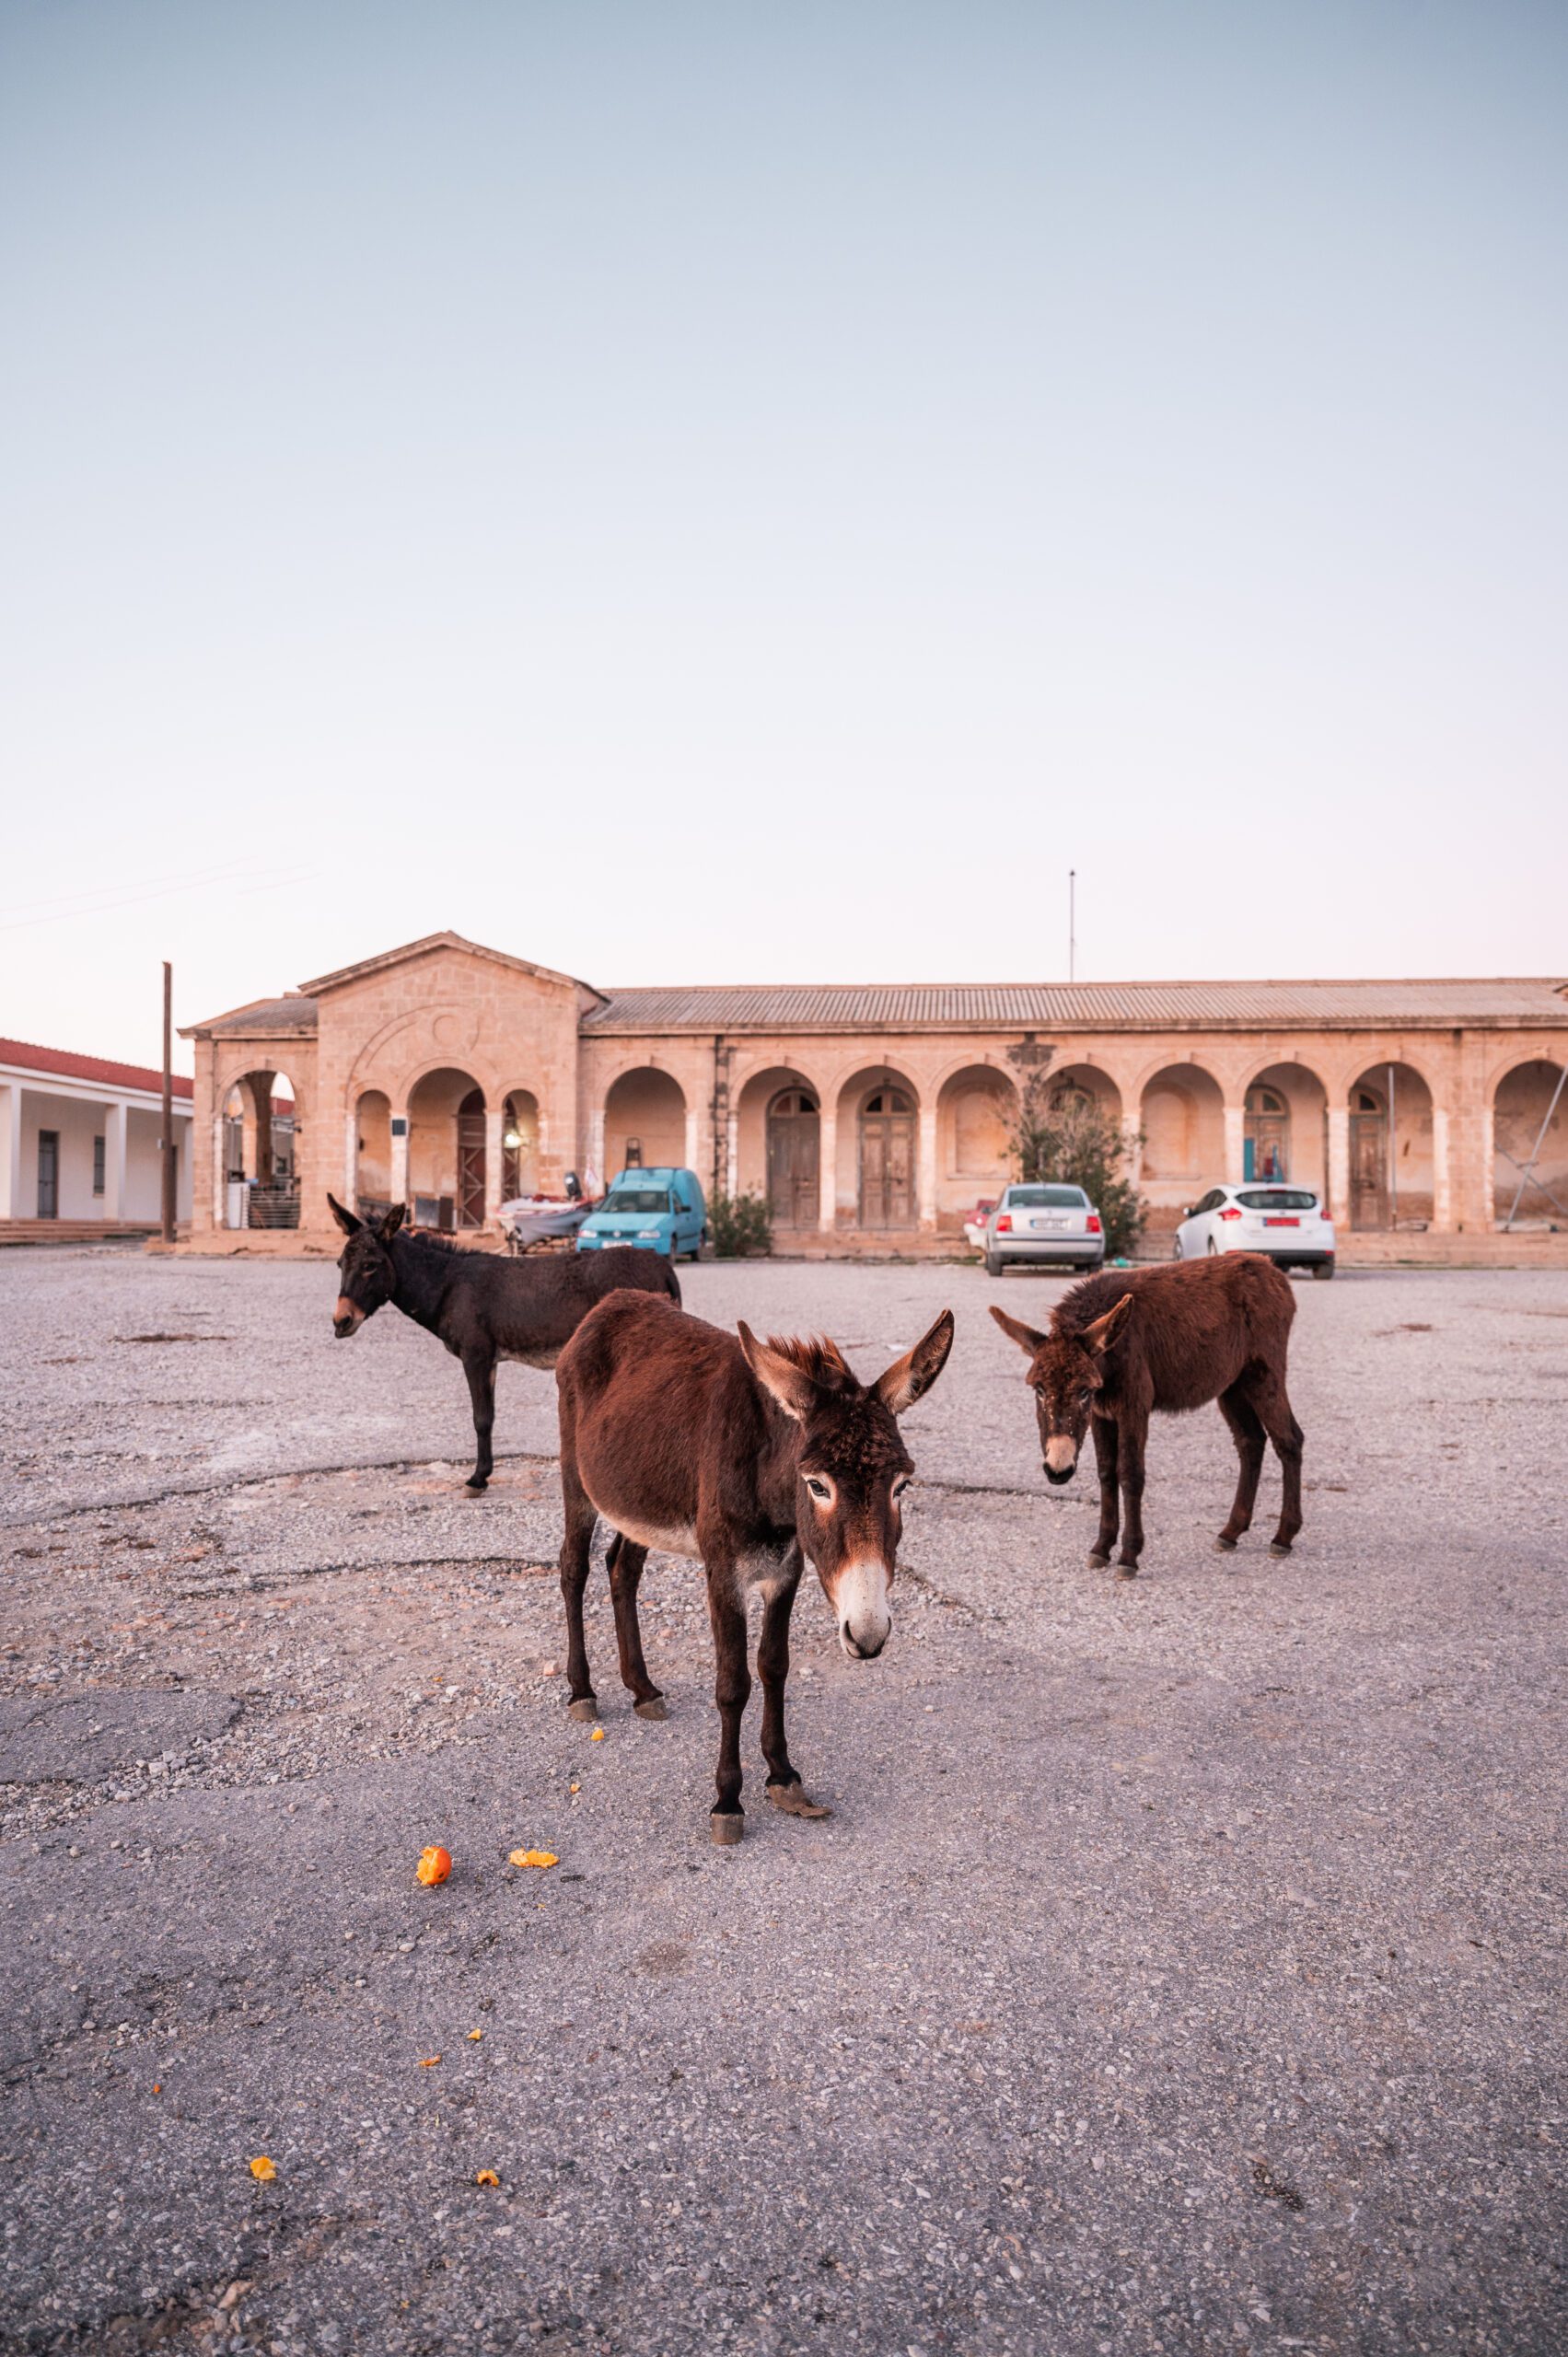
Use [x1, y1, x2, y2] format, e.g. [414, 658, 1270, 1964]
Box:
[1238, 1060, 1329, 1194]
[1492, 1057, 1567, 1227]
[604, 1066, 686, 1179]
[935, 1064, 1016, 1227]
[406, 1067, 485, 1230]
[835, 1064, 921, 1232]
[1347, 1061, 1435, 1230]
[1137, 1064, 1225, 1211]
[1045, 1062, 1123, 1123]
[736, 1065, 820, 1227]
[219, 1069, 301, 1229]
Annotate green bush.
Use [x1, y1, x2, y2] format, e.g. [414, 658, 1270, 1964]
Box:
[708, 1190, 773, 1259]
[1008, 1081, 1146, 1260]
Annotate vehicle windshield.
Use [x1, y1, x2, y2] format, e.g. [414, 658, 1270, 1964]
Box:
[1006, 1185, 1087, 1208]
[1236, 1190, 1318, 1211]
[603, 1189, 670, 1214]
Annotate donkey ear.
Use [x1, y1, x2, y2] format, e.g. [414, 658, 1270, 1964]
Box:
[378, 1202, 407, 1241]
[989, 1303, 1046, 1357]
[1082, 1293, 1134, 1354]
[876, 1309, 955, 1416]
[737, 1322, 821, 1422]
[327, 1193, 361, 1237]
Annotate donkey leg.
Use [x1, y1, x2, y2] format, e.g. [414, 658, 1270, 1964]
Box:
[463, 1350, 496, 1492]
[608, 1538, 667, 1717]
[1215, 1382, 1266, 1550]
[1115, 1415, 1148, 1576]
[557, 1443, 599, 1720]
[759, 1558, 830, 1819]
[705, 1566, 751, 1844]
[1249, 1376, 1305, 1555]
[1087, 1412, 1121, 1569]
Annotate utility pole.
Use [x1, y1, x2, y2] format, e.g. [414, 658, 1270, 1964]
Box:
[161, 961, 177, 1245]
[1069, 869, 1076, 983]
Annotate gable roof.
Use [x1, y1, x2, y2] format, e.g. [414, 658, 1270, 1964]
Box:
[297, 931, 601, 1003]
[181, 994, 320, 1041]
[583, 976, 1568, 1034]
[0, 1037, 195, 1097]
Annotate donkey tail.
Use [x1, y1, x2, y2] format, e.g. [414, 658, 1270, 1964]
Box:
[663, 1257, 683, 1309]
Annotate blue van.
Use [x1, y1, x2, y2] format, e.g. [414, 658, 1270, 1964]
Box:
[576, 1167, 707, 1261]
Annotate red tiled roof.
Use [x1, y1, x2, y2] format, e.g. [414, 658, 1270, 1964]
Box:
[0, 1038, 194, 1098]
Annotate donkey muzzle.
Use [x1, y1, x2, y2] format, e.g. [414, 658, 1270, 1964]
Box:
[1042, 1436, 1078, 1485]
[835, 1562, 892, 1661]
[333, 1297, 365, 1338]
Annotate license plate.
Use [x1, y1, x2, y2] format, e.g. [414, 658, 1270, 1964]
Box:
[1031, 1217, 1071, 1231]
[1264, 1216, 1299, 1227]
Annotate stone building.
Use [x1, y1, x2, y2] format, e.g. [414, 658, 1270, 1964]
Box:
[183, 933, 1567, 1254]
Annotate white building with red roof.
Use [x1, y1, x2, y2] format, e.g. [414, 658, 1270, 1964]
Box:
[0, 1039, 193, 1229]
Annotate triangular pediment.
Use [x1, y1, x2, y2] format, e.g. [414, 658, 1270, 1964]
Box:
[298, 931, 604, 1006]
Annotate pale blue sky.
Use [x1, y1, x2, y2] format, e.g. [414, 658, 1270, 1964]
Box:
[2, 0, 1563, 1072]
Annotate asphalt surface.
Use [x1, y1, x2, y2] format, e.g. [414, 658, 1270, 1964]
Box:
[1, 1246, 1564, 2356]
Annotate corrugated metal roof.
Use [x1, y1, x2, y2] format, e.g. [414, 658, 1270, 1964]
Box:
[584, 977, 1568, 1033]
[0, 1038, 195, 1097]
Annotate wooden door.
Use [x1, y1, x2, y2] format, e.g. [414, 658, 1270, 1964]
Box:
[457, 1111, 487, 1227]
[767, 1091, 819, 1227]
[37, 1131, 59, 1219]
[858, 1089, 915, 1227]
[1349, 1114, 1387, 1229]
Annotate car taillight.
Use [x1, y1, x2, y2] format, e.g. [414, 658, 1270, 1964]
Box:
[995, 1213, 1012, 1233]
[1086, 1213, 1102, 1234]
[1217, 1206, 1242, 1222]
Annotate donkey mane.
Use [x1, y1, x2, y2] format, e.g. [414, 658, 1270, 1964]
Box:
[396, 1228, 494, 1263]
[763, 1334, 857, 1390]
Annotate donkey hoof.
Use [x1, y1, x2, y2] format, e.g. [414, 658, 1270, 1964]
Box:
[1269, 1540, 1293, 1558]
[1086, 1550, 1109, 1571]
[464, 1480, 489, 1495]
[1214, 1535, 1237, 1553]
[710, 1811, 745, 1847]
[566, 1697, 598, 1722]
[767, 1782, 832, 1820]
[633, 1697, 668, 1722]
[1114, 1564, 1139, 1580]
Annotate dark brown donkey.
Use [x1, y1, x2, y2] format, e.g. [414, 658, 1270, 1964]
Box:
[991, 1253, 1303, 1575]
[327, 1198, 679, 1490]
[554, 1291, 954, 1843]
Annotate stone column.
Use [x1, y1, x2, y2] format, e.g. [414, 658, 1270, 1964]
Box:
[103, 1100, 129, 1221]
[725, 1109, 739, 1198]
[587, 1107, 606, 1194]
[818, 1103, 838, 1232]
[390, 1115, 411, 1207]
[1223, 1102, 1246, 1187]
[1432, 1102, 1453, 1232]
[1326, 1104, 1350, 1226]
[684, 1106, 699, 1174]
[484, 1109, 505, 1225]
[213, 1112, 229, 1231]
[917, 1104, 938, 1234]
[0, 1081, 22, 1220]
[343, 1109, 359, 1210]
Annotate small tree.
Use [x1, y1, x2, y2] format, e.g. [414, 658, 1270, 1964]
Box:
[708, 1189, 773, 1259]
[1008, 1079, 1145, 1260]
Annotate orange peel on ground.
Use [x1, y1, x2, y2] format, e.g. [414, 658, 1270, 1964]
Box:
[467, 2028, 483, 2041]
[249, 2156, 276, 2181]
[590, 1728, 605, 1742]
[418, 2055, 441, 2068]
[475, 2169, 500, 2187]
[508, 1849, 559, 1870]
[415, 1845, 452, 1887]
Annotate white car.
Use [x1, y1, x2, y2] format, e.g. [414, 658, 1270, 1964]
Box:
[1175, 1185, 1335, 1277]
[984, 1183, 1105, 1275]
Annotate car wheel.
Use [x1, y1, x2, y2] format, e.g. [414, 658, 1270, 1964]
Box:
[1086, 1255, 1105, 1272]
[1206, 1237, 1218, 1256]
[985, 1252, 1004, 1278]
[1313, 1260, 1335, 1281]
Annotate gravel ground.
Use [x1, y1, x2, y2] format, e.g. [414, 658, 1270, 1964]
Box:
[1, 1246, 1564, 2357]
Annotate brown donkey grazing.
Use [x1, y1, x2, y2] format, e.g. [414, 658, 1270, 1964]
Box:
[554, 1290, 955, 1843]
[991, 1253, 1303, 1575]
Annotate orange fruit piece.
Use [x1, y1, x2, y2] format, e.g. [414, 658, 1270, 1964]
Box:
[418, 2055, 441, 2068]
[467, 2028, 483, 2041]
[475, 2168, 500, 2187]
[249, 2156, 276, 2181]
[415, 1845, 452, 1887]
[590, 1728, 605, 1742]
[507, 1849, 559, 1870]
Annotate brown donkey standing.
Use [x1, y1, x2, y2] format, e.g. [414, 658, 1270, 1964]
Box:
[991, 1253, 1303, 1576]
[554, 1291, 954, 1843]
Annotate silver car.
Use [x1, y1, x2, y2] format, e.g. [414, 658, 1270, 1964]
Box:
[984, 1182, 1105, 1275]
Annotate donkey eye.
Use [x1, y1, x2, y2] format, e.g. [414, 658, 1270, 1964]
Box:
[805, 1477, 830, 1501]
[893, 1477, 911, 1498]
